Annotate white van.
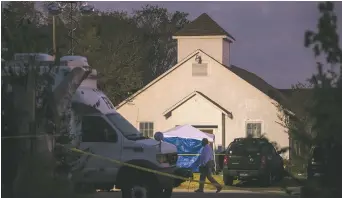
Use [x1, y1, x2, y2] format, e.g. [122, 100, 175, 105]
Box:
[69, 87, 179, 198]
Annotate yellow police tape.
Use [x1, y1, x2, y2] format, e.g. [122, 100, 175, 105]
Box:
[61, 144, 218, 187]
[2, 134, 218, 187]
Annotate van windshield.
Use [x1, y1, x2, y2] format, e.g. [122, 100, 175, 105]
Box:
[106, 113, 144, 139]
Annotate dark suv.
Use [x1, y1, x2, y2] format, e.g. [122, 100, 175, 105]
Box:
[222, 138, 284, 186]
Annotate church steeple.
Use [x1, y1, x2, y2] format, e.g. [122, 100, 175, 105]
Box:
[173, 13, 234, 66]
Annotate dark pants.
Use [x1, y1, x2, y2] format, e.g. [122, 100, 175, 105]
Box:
[198, 160, 221, 190]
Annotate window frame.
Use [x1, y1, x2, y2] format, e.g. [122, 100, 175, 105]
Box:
[245, 121, 263, 138]
[139, 122, 154, 137]
[81, 115, 118, 143]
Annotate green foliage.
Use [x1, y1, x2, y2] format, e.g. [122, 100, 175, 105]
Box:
[75, 5, 189, 104]
[276, 2, 342, 196]
[2, 3, 190, 105]
[276, 87, 314, 160]
[76, 11, 146, 104]
[304, 1, 342, 144]
[1, 2, 50, 59]
[305, 2, 342, 65]
[277, 1, 342, 157]
[257, 133, 290, 156]
[133, 5, 190, 84]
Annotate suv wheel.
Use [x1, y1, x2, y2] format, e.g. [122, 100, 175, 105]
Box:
[275, 167, 285, 182]
[223, 175, 234, 186]
[307, 171, 313, 180]
[260, 172, 273, 187]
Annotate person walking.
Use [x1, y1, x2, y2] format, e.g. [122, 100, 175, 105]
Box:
[194, 138, 222, 193]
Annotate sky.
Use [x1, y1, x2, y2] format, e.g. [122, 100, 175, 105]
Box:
[91, 1, 342, 89]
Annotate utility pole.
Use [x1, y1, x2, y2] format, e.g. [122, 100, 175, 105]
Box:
[47, 2, 94, 56]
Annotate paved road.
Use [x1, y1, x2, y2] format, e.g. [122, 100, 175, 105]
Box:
[91, 190, 297, 198]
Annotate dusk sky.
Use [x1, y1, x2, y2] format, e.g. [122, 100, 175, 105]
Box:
[92, 1, 342, 89]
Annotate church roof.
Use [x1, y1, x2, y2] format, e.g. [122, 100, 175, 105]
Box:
[174, 13, 235, 40]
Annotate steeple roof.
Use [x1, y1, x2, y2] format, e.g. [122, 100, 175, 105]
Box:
[174, 13, 235, 41]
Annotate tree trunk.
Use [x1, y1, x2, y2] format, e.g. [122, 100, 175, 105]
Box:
[13, 132, 75, 198]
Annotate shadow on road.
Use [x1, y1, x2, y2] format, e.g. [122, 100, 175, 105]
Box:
[233, 177, 304, 188]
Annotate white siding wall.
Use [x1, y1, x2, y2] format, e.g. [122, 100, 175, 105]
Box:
[177, 38, 223, 63]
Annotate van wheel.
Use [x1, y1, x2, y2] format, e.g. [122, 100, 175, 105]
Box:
[121, 181, 166, 198]
[164, 188, 173, 198]
[223, 176, 234, 186]
[122, 184, 149, 198]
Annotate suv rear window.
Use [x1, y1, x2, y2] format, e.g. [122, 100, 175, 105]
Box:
[228, 142, 261, 155]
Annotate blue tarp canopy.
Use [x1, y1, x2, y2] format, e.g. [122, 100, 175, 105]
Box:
[163, 125, 215, 172]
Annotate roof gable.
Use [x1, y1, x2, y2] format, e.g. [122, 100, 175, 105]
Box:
[116, 49, 290, 111]
[173, 13, 235, 41]
[163, 91, 233, 119]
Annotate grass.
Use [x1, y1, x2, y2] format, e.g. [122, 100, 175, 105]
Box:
[176, 173, 226, 190]
[175, 173, 304, 192]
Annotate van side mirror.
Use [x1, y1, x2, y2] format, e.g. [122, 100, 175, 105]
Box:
[154, 132, 164, 142]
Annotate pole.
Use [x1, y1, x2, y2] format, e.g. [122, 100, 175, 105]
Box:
[69, 2, 74, 55]
[52, 16, 56, 57]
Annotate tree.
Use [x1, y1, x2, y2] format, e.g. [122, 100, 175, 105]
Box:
[2, 56, 91, 198]
[303, 2, 342, 196]
[277, 1, 342, 197]
[304, 2, 342, 143]
[133, 5, 189, 84]
[1, 2, 51, 59]
[1, 2, 92, 198]
[76, 11, 146, 105]
[39, 1, 91, 56]
[277, 84, 314, 157]
[1, 3, 50, 197]
[278, 0, 342, 158]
